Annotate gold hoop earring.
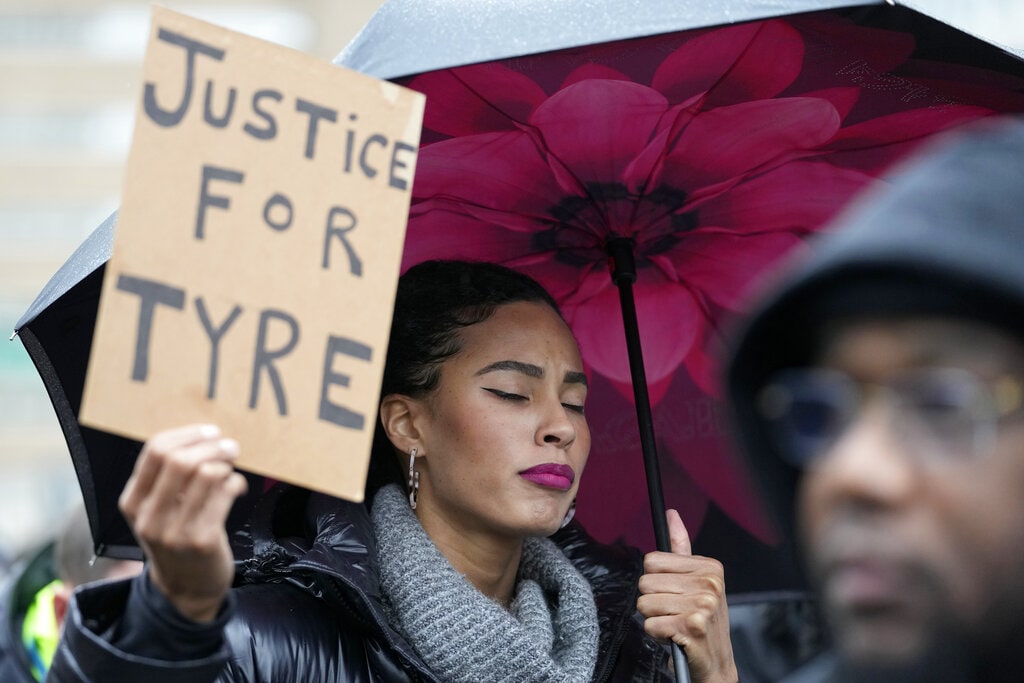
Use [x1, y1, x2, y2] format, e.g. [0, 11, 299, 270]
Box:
[408, 448, 420, 509]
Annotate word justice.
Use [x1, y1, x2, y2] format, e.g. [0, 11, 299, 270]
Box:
[144, 28, 416, 190]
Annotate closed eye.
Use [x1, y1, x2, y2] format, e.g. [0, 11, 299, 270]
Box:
[562, 402, 585, 415]
[483, 388, 584, 414]
[483, 388, 527, 402]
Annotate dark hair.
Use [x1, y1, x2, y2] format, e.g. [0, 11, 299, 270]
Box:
[366, 259, 562, 497]
[381, 260, 561, 397]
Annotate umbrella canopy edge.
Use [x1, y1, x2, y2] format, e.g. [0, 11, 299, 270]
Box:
[334, 0, 882, 79]
[15, 324, 143, 562]
[13, 210, 117, 335]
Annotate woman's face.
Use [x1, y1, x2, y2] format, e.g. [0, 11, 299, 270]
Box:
[413, 301, 590, 540]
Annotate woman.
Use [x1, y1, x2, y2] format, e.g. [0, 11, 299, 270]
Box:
[49, 260, 736, 682]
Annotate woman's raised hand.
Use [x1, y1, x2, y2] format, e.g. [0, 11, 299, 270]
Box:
[637, 510, 738, 683]
[118, 424, 248, 623]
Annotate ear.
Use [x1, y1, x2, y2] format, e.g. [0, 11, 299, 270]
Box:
[52, 583, 72, 630]
[379, 394, 428, 456]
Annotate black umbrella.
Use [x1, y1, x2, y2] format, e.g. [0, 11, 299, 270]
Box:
[13, 211, 267, 560]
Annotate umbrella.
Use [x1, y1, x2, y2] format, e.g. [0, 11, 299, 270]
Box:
[13, 0, 1024, 612]
[334, 0, 1024, 600]
[13, 211, 270, 561]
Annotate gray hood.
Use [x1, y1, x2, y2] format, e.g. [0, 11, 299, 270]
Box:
[724, 114, 1024, 537]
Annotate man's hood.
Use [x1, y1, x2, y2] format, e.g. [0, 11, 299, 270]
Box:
[723, 114, 1024, 539]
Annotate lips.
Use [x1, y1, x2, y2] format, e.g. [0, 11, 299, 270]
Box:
[812, 532, 922, 613]
[825, 559, 911, 608]
[519, 463, 575, 491]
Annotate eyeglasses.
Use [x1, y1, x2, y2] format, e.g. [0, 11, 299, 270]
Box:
[756, 366, 1024, 468]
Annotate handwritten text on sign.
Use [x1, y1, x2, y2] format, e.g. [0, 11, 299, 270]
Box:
[81, 8, 425, 502]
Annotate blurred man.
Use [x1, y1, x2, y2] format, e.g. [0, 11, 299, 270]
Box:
[725, 116, 1024, 682]
[0, 500, 141, 681]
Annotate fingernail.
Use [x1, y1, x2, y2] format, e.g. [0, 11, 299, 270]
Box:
[219, 438, 240, 456]
[199, 424, 221, 439]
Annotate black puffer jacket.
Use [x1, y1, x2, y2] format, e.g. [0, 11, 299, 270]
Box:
[50, 486, 670, 682]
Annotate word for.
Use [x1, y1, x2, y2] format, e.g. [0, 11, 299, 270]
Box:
[195, 164, 362, 274]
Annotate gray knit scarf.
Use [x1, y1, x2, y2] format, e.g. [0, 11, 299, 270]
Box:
[372, 484, 599, 682]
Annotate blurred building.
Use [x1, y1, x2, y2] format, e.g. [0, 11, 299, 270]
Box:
[0, 0, 384, 564]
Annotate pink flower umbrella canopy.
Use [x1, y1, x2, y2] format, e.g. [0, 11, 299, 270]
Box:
[382, 7, 1024, 592]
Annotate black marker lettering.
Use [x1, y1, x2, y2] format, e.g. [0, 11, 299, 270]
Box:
[262, 193, 293, 232]
[244, 89, 282, 140]
[116, 274, 185, 381]
[195, 165, 244, 239]
[194, 297, 242, 399]
[322, 207, 361, 275]
[389, 141, 416, 191]
[359, 134, 387, 179]
[318, 335, 372, 430]
[249, 309, 300, 415]
[295, 98, 337, 160]
[143, 29, 225, 127]
[203, 81, 237, 128]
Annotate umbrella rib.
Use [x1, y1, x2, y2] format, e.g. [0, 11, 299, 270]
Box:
[447, 70, 532, 130]
[445, 69, 686, 243]
[423, 193, 599, 239]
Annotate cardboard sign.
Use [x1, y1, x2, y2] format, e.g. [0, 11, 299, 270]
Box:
[80, 7, 425, 502]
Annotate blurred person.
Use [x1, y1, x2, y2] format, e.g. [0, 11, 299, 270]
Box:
[0, 500, 140, 682]
[725, 115, 1024, 682]
[48, 260, 738, 682]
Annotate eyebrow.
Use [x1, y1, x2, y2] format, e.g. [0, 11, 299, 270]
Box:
[475, 360, 588, 387]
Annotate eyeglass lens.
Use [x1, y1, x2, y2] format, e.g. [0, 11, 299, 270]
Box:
[757, 367, 998, 468]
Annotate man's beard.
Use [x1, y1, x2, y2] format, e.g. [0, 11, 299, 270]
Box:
[831, 616, 1024, 683]
[831, 630, 973, 683]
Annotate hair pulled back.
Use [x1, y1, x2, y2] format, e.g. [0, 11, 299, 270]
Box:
[381, 259, 562, 398]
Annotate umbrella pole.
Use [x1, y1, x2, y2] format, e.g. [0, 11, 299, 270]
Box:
[606, 239, 671, 549]
[607, 238, 691, 683]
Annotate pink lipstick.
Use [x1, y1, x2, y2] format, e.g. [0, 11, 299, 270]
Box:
[519, 463, 575, 491]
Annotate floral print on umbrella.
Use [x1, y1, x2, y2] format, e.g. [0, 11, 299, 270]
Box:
[397, 14, 1020, 550]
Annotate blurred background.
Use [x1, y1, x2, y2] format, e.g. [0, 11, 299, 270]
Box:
[2, 0, 1023, 573]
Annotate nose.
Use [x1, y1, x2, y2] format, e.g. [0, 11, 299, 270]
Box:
[804, 401, 919, 513]
[537, 396, 577, 449]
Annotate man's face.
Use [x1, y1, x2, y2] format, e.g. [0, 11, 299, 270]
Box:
[795, 316, 1024, 666]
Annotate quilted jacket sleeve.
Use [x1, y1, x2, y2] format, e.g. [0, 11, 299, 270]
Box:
[46, 574, 232, 683]
[47, 572, 385, 683]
